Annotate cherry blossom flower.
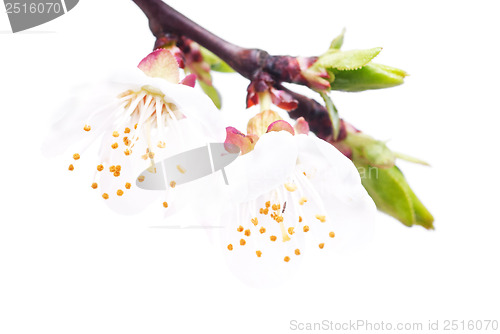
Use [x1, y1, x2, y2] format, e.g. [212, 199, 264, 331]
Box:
[222, 112, 375, 286]
[44, 49, 225, 215]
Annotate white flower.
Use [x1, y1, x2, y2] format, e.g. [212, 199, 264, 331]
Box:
[43, 49, 225, 215]
[222, 117, 376, 286]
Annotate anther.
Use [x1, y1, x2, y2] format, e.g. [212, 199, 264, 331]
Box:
[163, 202, 168, 208]
[251, 218, 258, 226]
[240, 239, 246, 246]
[111, 143, 118, 149]
[83, 125, 91, 131]
[227, 244, 233, 251]
[170, 181, 176, 188]
[237, 226, 244, 232]
[91, 182, 98, 189]
[256, 250, 262, 257]
[288, 227, 295, 235]
[125, 182, 131, 189]
[284, 256, 290, 262]
[270, 235, 277, 242]
[319, 243, 325, 249]
[295, 249, 301, 255]
[259, 227, 266, 234]
[299, 197, 307, 205]
[102, 193, 109, 200]
[112, 131, 119, 137]
[315, 214, 326, 223]
[97, 164, 104, 172]
[117, 189, 124, 196]
[303, 225, 310, 232]
[73, 153, 80, 160]
[68, 164, 74, 171]
[244, 229, 251, 237]
[329, 231, 335, 238]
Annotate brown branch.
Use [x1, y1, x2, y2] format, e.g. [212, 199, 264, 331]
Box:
[132, 0, 335, 139]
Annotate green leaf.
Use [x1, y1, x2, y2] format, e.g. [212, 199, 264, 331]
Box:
[355, 164, 434, 229]
[331, 63, 407, 92]
[199, 80, 222, 109]
[319, 92, 340, 140]
[346, 132, 395, 168]
[394, 152, 430, 166]
[199, 47, 235, 73]
[314, 47, 382, 71]
[329, 28, 346, 50]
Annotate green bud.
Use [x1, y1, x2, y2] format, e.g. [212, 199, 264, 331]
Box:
[355, 164, 434, 229]
[345, 132, 395, 168]
[331, 63, 407, 92]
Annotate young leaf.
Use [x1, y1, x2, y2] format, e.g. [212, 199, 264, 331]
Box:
[331, 63, 407, 92]
[314, 47, 382, 71]
[356, 164, 434, 229]
[329, 28, 346, 50]
[319, 92, 340, 140]
[199, 47, 235, 73]
[199, 80, 222, 109]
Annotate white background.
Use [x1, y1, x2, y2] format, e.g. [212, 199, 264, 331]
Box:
[1, 1, 499, 333]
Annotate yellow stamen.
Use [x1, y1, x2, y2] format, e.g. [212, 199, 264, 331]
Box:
[275, 216, 284, 223]
[329, 231, 336, 238]
[102, 193, 109, 200]
[83, 125, 91, 131]
[303, 225, 310, 232]
[265, 201, 270, 208]
[124, 127, 131, 134]
[272, 204, 279, 211]
[157, 141, 166, 148]
[97, 164, 104, 172]
[176, 165, 186, 174]
[315, 214, 326, 223]
[259, 227, 266, 234]
[298, 216, 303, 223]
[68, 164, 74, 171]
[112, 131, 119, 137]
[115, 165, 121, 172]
[288, 227, 295, 235]
[163, 202, 168, 208]
[124, 149, 131, 156]
[319, 243, 325, 249]
[117, 189, 124, 196]
[111, 143, 118, 149]
[251, 218, 258, 226]
[113, 171, 120, 177]
[299, 197, 307, 205]
[237, 226, 244, 232]
[227, 244, 233, 251]
[109, 166, 116, 172]
[279, 222, 291, 242]
[125, 182, 131, 189]
[73, 153, 80, 160]
[256, 250, 262, 257]
[148, 151, 155, 159]
[137, 175, 145, 182]
[295, 249, 301, 255]
[284, 183, 297, 192]
[244, 229, 251, 237]
[91, 182, 98, 189]
[134, 123, 138, 129]
[284, 256, 290, 262]
[240, 239, 246, 246]
[170, 181, 176, 188]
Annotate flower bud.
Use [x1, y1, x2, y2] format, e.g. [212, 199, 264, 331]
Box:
[330, 63, 407, 92]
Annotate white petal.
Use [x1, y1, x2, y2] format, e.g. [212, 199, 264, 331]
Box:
[296, 134, 376, 251]
[225, 131, 298, 203]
